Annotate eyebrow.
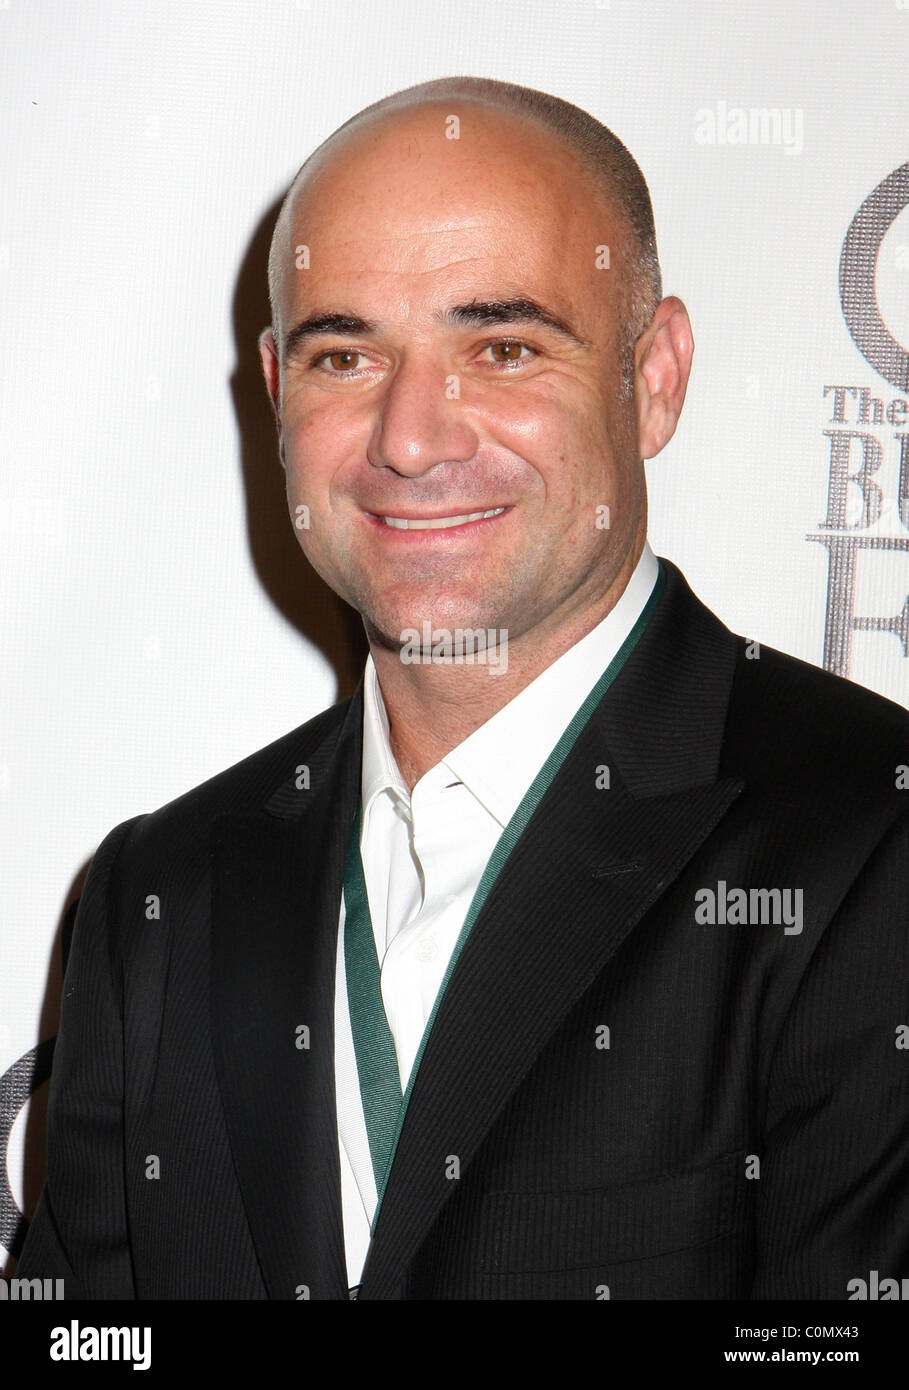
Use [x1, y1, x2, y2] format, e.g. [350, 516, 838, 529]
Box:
[282, 296, 590, 361]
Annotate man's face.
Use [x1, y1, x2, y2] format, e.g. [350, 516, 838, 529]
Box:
[263, 102, 647, 652]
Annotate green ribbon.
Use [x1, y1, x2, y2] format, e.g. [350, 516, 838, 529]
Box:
[343, 799, 404, 1196]
[343, 560, 666, 1223]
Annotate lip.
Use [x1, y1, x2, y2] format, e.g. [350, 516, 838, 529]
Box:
[363, 505, 514, 539]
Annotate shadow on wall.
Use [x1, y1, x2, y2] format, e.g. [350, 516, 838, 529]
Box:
[1, 193, 369, 1274]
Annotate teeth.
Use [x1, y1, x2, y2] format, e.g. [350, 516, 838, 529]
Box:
[382, 507, 505, 530]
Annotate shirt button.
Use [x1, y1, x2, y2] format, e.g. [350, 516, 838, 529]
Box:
[415, 936, 438, 963]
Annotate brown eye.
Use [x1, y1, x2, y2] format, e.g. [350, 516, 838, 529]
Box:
[485, 340, 536, 367]
[328, 350, 359, 371]
[489, 341, 525, 362]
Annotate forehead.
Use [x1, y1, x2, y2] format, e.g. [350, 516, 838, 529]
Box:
[277, 102, 623, 321]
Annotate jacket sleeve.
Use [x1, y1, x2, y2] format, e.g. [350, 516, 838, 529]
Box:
[16, 816, 146, 1298]
[751, 810, 909, 1298]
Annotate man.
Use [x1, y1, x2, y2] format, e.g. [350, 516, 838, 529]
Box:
[18, 76, 909, 1299]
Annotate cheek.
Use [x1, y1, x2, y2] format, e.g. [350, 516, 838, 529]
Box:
[282, 409, 345, 496]
[285, 403, 329, 451]
[486, 380, 583, 445]
[496, 378, 612, 458]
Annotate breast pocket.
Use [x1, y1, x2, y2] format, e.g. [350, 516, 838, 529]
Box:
[480, 1151, 750, 1299]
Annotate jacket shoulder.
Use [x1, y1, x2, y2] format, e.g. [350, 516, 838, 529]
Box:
[724, 635, 909, 807]
[105, 691, 356, 862]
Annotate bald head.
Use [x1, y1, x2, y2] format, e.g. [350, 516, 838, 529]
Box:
[256, 76, 694, 695]
[266, 77, 662, 398]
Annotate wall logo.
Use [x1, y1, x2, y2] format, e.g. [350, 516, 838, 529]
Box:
[0, 1040, 55, 1260]
[807, 161, 909, 679]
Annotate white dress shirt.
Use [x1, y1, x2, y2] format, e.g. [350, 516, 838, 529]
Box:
[333, 542, 660, 1287]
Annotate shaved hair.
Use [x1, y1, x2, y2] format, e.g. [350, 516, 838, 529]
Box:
[267, 76, 663, 398]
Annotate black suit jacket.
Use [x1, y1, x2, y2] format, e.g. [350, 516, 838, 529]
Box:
[18, 558, 909, 1298]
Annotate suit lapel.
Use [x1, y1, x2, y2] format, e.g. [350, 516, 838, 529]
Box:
[210, 688, 362, 1300]
[358, 560, 746, 1297]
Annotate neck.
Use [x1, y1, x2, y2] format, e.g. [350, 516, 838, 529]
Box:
[368, 539, 646, 792]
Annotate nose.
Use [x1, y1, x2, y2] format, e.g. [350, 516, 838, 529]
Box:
[367, 352, 478, 477]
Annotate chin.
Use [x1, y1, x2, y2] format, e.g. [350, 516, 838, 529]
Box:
[366, 598, 501, 646]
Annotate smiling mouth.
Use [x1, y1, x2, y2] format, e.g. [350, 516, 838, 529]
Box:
[379, 507, 506, 531]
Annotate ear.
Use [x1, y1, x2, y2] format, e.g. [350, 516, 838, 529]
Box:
[258, 327, 286, 468]
[633, 297, 694, 460]
[258, 324, 282, 403]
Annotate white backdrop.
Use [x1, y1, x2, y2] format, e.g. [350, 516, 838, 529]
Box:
[2, 0, 908, 1269]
